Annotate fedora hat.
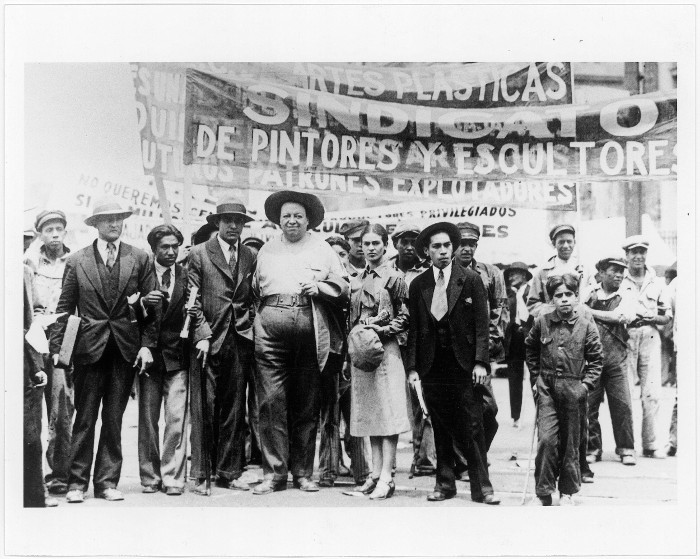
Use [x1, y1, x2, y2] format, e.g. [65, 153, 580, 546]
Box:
[415, 222, 461, 256]
[504, 261, 533, 282]
[264, 190, 325, 229]
[84, 199, 133, 227]
[206, 197, 255, 226]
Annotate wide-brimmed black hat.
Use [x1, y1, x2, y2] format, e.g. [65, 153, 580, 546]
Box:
[264, 190, 325, 229]
[504, 261, 533, 282]
[206, 197, 255, 226]
[415, 222, 461, 256]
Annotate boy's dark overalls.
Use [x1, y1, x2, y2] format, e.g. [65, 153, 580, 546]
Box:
[525, 309, 603, 498]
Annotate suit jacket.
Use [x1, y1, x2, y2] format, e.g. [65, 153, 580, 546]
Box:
[49, 240, 158, 365]
[152, 262, 189, 372]
[406, 262, 490, 377]
[188, 237, 256, 355]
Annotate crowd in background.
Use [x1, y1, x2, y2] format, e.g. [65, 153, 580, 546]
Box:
[22, 191, 677, 507]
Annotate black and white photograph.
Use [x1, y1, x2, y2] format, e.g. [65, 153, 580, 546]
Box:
[4, 4, 697, 557]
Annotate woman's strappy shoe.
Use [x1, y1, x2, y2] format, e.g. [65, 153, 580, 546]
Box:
[342, 476, 379, 497]
[369, 479, 395, 500]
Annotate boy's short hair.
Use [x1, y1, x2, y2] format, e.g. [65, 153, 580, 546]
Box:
[546, 273, 579, 299]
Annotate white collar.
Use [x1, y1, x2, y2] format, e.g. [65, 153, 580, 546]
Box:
[97, 238, 120, 253]
[432, 262, 452, 284]
[217, 234, 237, 255]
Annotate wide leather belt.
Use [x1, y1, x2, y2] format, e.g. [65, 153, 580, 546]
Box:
[263, 293, 311, 307]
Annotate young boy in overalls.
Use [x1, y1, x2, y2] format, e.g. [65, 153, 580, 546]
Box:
[525, 274, 603, 506]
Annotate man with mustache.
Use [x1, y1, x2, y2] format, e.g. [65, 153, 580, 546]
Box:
[50, 200, 157, 503]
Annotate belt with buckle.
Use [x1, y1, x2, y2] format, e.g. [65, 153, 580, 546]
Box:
[263, 293, 311, 307]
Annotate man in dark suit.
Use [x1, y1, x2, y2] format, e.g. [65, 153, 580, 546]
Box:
[49, 200, 157, 503]
[187, 197, 256, 495]
[406, 222, 500, 504]
[138, 224, 189, 496]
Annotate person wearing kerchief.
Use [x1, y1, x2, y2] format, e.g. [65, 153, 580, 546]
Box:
[619, 235, 672, 459]
[252, 191, 349, 495]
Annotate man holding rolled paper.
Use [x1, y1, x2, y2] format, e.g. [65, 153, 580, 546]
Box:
[186, 197, 257, 495]
[137, 224, 190, 496]
[49, 200, 157, 503]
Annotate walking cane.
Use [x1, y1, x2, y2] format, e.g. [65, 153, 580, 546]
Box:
[520, 405, 538, 505]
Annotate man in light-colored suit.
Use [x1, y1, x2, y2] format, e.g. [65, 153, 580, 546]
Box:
[187, 197, 257, 495]
[49, 200, 157, 503]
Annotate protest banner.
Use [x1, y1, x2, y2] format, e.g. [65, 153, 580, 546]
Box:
[181, 65, 676, 205]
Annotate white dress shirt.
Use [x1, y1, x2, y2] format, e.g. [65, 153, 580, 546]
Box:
[217, 234, 238, 265]
[96, 238, 121, 265]
[154, 261, 176, 299]
[432, 261, 452, 285]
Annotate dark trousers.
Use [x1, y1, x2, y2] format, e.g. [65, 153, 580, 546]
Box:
[69, 340, 135, 492]
[534, 375, 587, 497]
[24, 384, 45, 507]
[245, 361, 262, 465]
[454, 373, 498, 475]
[190, 331, 251, 481]
[422, 352, 494, 499]
[318, 353, 342, 481]
[254, 304, 320, 482]
[508, 360, 525, 421]
[43, 357, 74, 488]
[401, 346, 436, 473]
[138, 361, 189, 488]
[587, 359, 635, 457]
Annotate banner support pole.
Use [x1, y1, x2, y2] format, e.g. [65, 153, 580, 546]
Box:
[182, 165, 194, 244]
[154, 175, 172, 225]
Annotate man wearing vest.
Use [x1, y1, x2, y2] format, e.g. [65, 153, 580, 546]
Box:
[187, 197, 257, 495]
[580, 256, 637, 466]
[50, 200, 157, 503]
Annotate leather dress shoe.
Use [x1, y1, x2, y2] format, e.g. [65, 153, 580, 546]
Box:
[537, 494, 553, 506]
[192, 479, 211, 496]
[164, 486, 183, 496]
[473, 493, 501, 505]
[142, 484, 161, 494]
[318, 478, 335, 488]
[253, 479, 287, 495]
[369, 480, 395, 500]
[293, 477, 320, 492]
[581, 473, 595, 483]
[586, 453, 601, 464]
[66, 489, 85, 503]
[46, 480, 68, 495]
[642, 448, 666, 459]
[427, 490, 456, 502]
[95, 488, 124, 501]
[666, 445, 677, 457]
[215, 477, 251, 491]
[621, 455, 637, 466]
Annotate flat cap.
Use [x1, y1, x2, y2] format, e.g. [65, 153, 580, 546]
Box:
[339, 219, 369, 238]
[549, 224, 576, 242]
[391, 221, 421, 240]
[596, 255, 628, 271]
[622, 235, 650, 251]
[35, 210, 67, 232]
[456, 221, 480, 241]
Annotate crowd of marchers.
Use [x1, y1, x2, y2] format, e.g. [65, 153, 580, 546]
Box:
[22, 191, 677, 507]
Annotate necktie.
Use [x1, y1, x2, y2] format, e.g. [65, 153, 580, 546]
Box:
[161, 268, 171, 290]
[229, 245, 237, 273]
[106, 242, 116, 271]
[431, 269, 448, 321]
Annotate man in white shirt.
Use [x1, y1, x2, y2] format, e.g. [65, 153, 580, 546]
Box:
[619, 235, 672, 459]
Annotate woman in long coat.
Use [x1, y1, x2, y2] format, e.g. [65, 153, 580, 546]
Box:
[346, 224, 410, 500]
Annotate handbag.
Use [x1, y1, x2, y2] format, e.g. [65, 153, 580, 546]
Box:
[347, 324, 384, 372]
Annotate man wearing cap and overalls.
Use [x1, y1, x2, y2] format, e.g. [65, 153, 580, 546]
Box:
[454, 222, 507, 459]
[580, 255, 637, 466]
[24, 210, 74, 497]
[389, 221, 435, 477]
[50, 200, 158, 503]
[527, 224, 592, 318]
[619, 235, 672, 459]
[339, 220, 369, 277]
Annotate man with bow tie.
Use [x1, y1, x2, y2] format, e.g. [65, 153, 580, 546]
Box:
[138, 224, 190, 496]
[187, 197, 257, 495]
[405, 222, 499, 504]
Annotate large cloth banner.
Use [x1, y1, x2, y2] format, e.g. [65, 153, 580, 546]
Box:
[181, 63, 676, 208]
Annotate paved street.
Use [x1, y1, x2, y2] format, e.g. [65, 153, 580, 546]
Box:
[44, 372, 677, 507]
